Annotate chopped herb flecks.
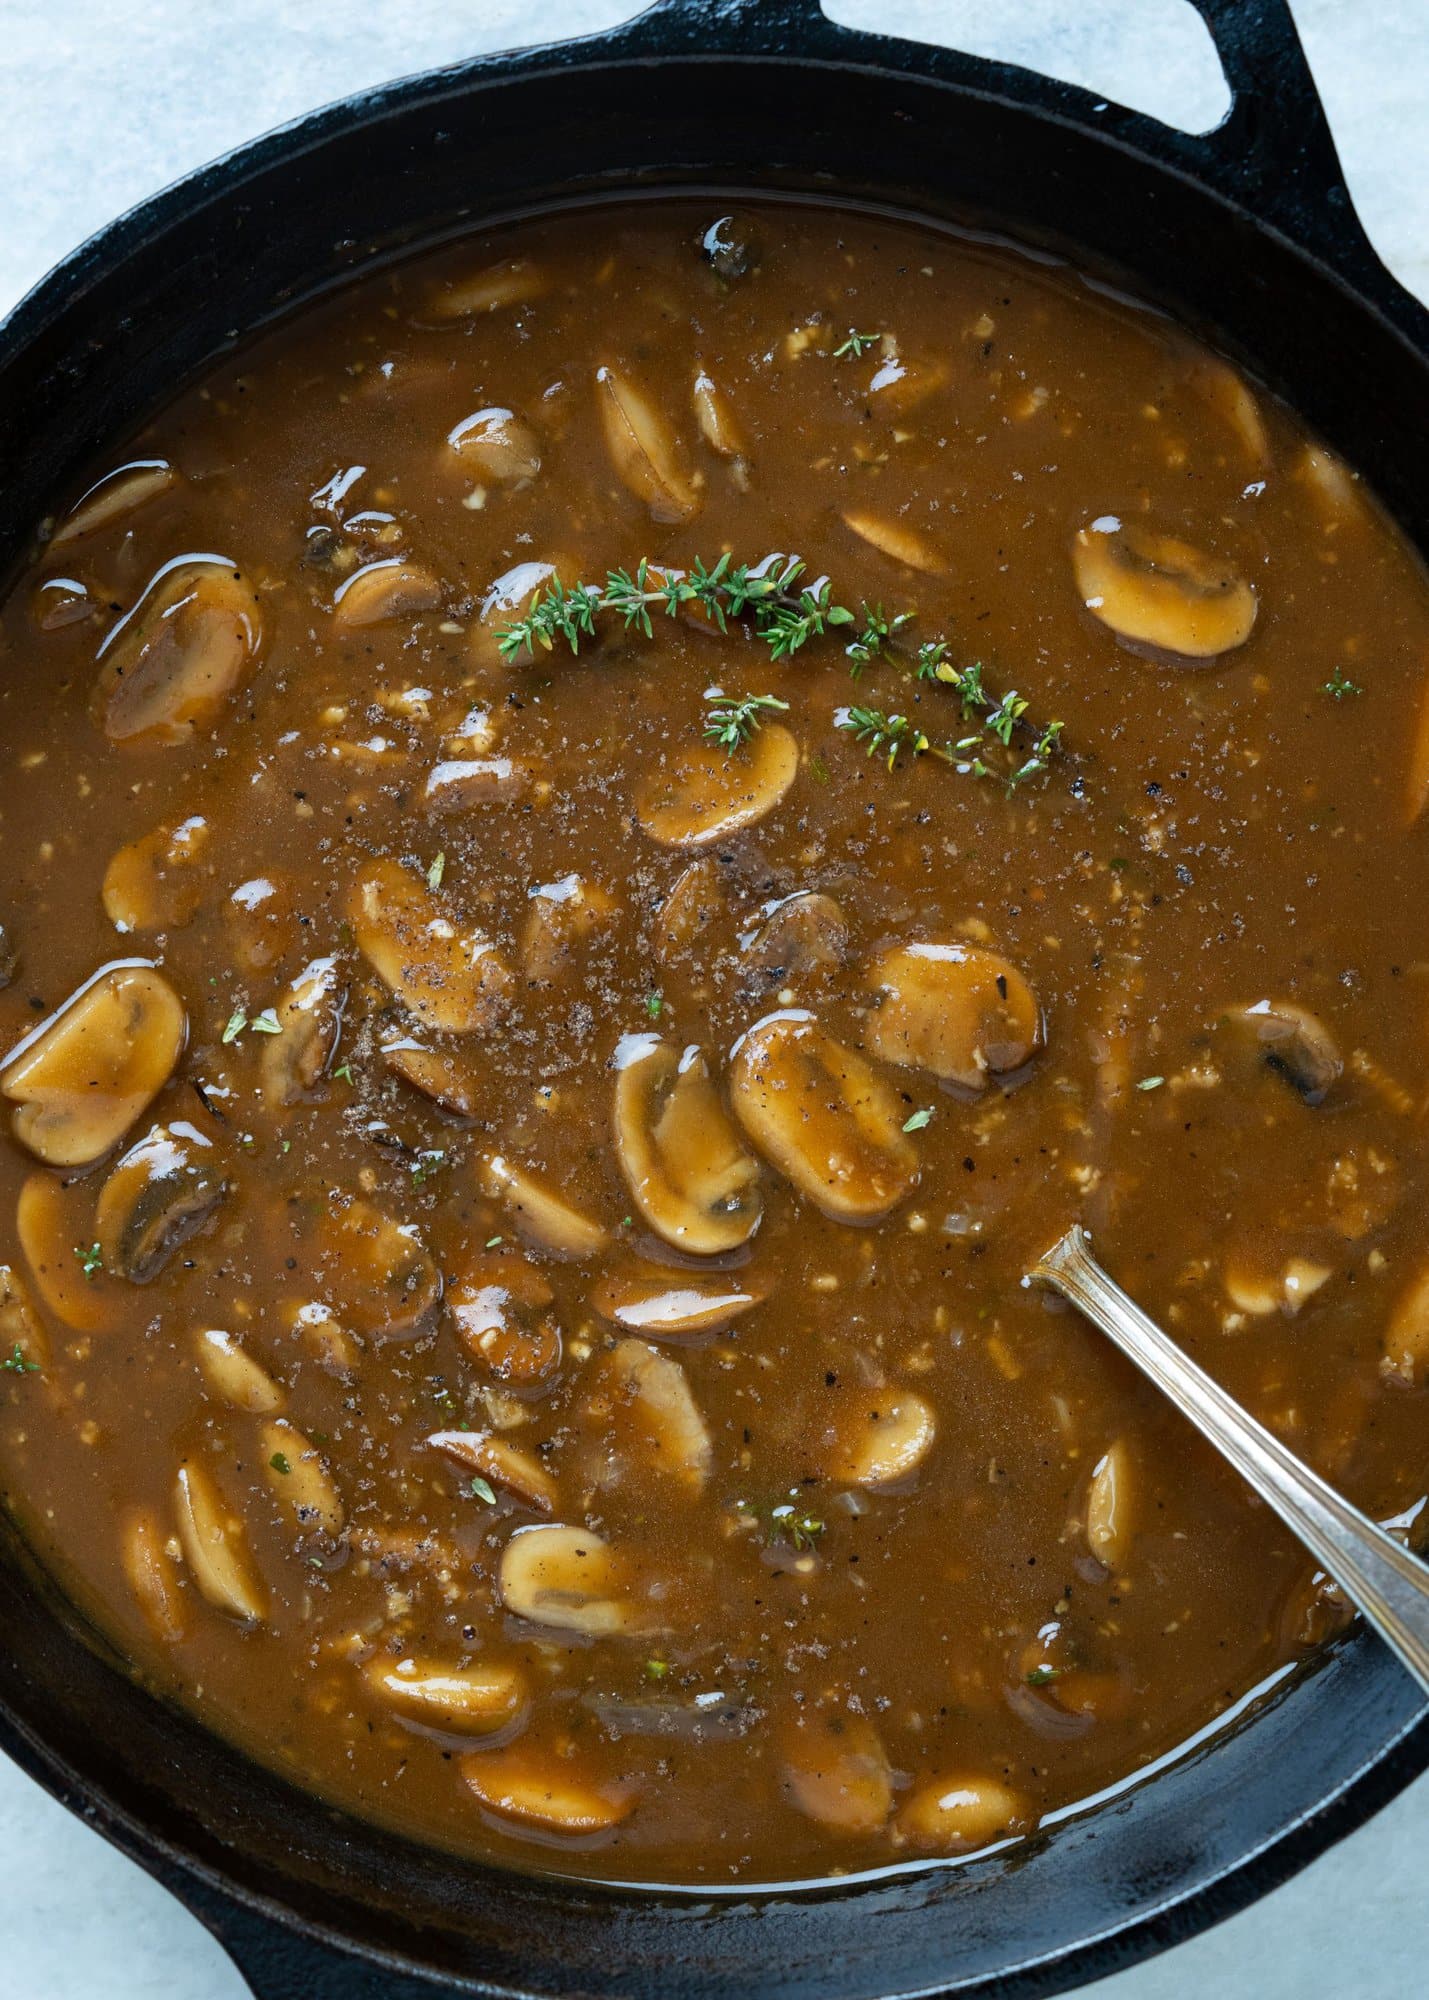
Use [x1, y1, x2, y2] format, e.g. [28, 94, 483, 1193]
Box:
[1324, 665, 1363, 700]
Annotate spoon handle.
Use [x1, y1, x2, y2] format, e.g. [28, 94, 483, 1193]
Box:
[1031, 1224, 1429, 1698]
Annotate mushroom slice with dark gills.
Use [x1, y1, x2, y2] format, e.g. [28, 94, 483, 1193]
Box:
[634, 724, 799, 848]
[446, 1246, 562, 1388]
[697, 211, 761, 281]
[729, 1012, 917, 1224]
[260, 956, 345, 1106]
[349, 857, 513, 1035]
[613, 1035, 761, 1255]
[1216, 998, 1342, 1106]
[739, 892, 848, 999]
[865, 941, 1041, 1091]
[0, 963, 186, 1168]
[1072, 517, 1257, 661]
[93, 554, 264, 745]
[94, 1120, 227, 1283]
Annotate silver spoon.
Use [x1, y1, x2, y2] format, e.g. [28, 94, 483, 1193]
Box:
[1029, 1223, 1429, 1696]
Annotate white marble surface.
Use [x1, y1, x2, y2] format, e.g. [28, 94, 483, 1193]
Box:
[1, 3, 1426, 1995]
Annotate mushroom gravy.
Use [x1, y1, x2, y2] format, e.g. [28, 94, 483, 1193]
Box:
[1, 199, 1427, 1885]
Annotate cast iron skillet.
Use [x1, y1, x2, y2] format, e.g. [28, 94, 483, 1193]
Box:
[0, 2, 1426, 1995]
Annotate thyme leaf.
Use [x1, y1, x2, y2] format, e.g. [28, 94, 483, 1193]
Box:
[703, 689, 790, 755]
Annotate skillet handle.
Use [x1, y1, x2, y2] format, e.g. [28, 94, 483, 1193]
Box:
[1184, 0, 1370, 258]
[628, 0, 1419, 325]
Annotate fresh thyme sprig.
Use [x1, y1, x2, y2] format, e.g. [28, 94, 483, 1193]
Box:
[833, 329, 880, 359]
[497, 551, 1063, 791]
[837, 703, 1063, 793]
[499, 554, 855, 666]
[703, 688, 790, 756]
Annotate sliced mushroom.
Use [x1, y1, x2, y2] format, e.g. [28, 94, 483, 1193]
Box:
[1222, 1249, 1332, 1320]
[381, 1037, 483, 1118]
[634, 724, 798, 848]
[429, 1429, 558, 1513]
[865, 941, 1041, 1090]
[52, 459, 179, 547]
[655, 857, 728, 962]
[16, 1172, 115, 1333]
[316, 1200, 442, 1338]
[367, 1655, 528, 1737]
[590, 1338, 713, 1492]
[698, 212, 761, 280]
[30, 576, 98, 632]
[1217, 998, 1341, 1105]
[260, 955, 345, 1105]
[1295, 443, 1366, 527]
[781, 1716, 893, 1834]
[120, 1506, 187, 1644]
[595, 365, 700, 523]
[287, 1299, 363, 1380]
[94, 556, 263, 745]
[1185, 356, 1269, 467]
[350, 857, 513, 1034]
[692, 369, 747, 471]
[1072, 517, 1257, 661]
[841, 509, 945, 575]
[196, 1328, 283, 1413]
[741, 893, 848, 998]
[260, 1419, 344, 1536]
[895, 1775, 1033, 1853]
[729, 1012, 917, 1223]
[470, 559, 566, 670]
[867, 344, 947, 419]
[427, 260, 547, 318]
[822, 1386, 936, 1490]
[94, 1121, 226, 1283]
[521, 875, 617, 982]
[1, 963, 186, 1167]
[498, 1523, 630, 1634]
[1382, 1267, 1429, 1387]
[613, 1036, 761, 1254]
[423, 756, 532, 813]
[447, 1251, 562, 1386]
[102, 816, 210, 934]
[448, 407, 541, 486]
[121, 1512, 188, 1640]
[590, 1264, 766, 1340]
[0, 1262, 48, 1373]
[332, 557, 442, 628]
[174, 1462, 266, 1622]
[1085, 1439, 1134, 1569]
[226, 873, 296, 973]
[459, 1746, 635, 1835]
[481, 1154, 608, 1261]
